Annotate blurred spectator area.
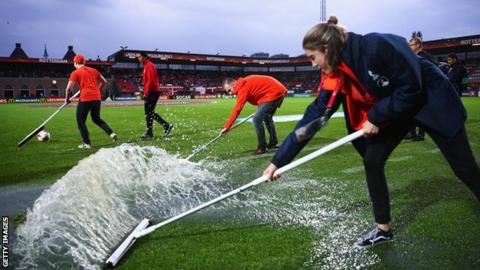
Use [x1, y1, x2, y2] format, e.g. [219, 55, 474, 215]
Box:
[111, 69, 320, 97]
[465, 61, 480, 90]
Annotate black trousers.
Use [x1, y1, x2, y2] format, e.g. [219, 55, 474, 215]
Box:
[76, 101, 113, 144]
[144, 91, 169, 133]
[356, 121, 480, 224]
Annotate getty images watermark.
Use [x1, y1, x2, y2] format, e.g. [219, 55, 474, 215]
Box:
[2, 216, 8, 268]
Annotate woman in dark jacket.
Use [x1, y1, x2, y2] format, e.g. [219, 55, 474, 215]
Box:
[263, 17, 480, 248]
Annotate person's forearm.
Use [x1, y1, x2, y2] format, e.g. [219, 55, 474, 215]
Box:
[65, 86, 71, 99]
[271, 131, 310, 168]
[64, 81, 76, 101]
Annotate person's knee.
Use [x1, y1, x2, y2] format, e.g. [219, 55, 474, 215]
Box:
[264, 114, 273, 123]
[144, 104, 153, 115]
[253, 115, 263, 124]
[363, 152, 386, 171]
[92, 118, 103, 125]
[145, 111, 154, 117]
[77, 121, 87, 131]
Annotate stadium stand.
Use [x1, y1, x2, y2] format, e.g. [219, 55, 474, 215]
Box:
[1, 34, 479, 100]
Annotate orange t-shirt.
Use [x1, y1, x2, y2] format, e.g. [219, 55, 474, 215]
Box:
[69, 66, 102, 102]
[224, 75, 287, 129]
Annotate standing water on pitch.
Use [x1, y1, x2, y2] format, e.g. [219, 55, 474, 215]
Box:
[13, 144, 380, 269]
[13, 144, 232, 269]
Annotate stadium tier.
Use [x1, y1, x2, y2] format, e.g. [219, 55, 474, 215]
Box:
[1, 34, 479, 100]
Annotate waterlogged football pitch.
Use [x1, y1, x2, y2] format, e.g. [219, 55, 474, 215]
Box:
[0, 98, 479, 269]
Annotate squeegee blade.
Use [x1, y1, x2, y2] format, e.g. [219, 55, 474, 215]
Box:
[106, 218, 150, 267]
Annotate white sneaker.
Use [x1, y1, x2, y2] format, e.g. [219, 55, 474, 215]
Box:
[78, 143, 91, 149]
[110, 133, 118, 142]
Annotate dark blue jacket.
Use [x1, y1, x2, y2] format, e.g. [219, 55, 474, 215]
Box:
[272, 32, 466, 168]
[447, 61, 467, 94]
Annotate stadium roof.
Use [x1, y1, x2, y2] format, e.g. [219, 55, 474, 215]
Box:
[423, 34, 480, 55]
[2, 34, 479, 67]
[10, 43, 28, 59]
[107, 49, 309, 66]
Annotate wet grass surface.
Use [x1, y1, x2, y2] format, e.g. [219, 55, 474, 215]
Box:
[117, 223, 315, 270]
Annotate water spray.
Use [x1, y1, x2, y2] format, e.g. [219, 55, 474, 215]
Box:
[106, 130, 364, 267]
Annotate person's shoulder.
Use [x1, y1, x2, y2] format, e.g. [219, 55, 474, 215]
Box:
[234, 77, 248, 89]
[243, 75, 255, 80]
[358, 33, 389, 50]
[85, 66, 99, 72]
[245, 74, 273, 81]
[418, 50, 431, 56]
[419, 50, 434, 61]
[358, 33, 396, 57]
[363, 32, 406, 46]
[144, 59, 153, 66]
[69, 68, 80, 79]
[364, 32, 414, 59]
[242, 75, 268, 86]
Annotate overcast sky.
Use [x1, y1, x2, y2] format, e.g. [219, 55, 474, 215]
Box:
[1, 0, 478, 60]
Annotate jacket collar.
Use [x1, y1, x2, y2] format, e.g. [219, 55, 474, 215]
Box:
[341, 32, 362, 73]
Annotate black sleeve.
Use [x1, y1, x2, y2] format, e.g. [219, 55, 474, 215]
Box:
[271, 90, 343, 168]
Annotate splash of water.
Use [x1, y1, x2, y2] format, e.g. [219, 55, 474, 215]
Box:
[14, 144, 380, 269]
[209, 156, 381, 269]
[238, 174, 380, 269]
[13, 144, 228, 269]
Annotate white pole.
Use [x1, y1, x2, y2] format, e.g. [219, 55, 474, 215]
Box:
[136, 130, 364, 238]
[17, 91, 80, 147]
[186, 112, 255, 160]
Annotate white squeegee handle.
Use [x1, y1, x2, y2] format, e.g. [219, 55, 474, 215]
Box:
[136, 129, 364, 238]
[186, 112, 255, 160]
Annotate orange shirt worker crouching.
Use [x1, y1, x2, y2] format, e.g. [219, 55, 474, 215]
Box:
[221, 75, 287, 155]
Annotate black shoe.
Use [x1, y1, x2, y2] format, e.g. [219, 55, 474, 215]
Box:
[164, 124, 173, 137]
[140, 131, 153, 139]
[253, 146, 267, 155]
[267, 142, 279, 150]
[404, 133, 416, 140]
[411, 136, 425, 141]
[356, 227, 393, 248]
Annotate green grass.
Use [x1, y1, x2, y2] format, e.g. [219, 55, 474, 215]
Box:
[118, 223, 315, 270]
[1, 97, 479, 269]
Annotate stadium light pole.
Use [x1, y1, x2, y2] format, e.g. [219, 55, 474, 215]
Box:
[320, 0, 326, 22]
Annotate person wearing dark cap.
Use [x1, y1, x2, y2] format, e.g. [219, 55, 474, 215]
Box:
[64, 54, 118, 149]
[137, 52, 173, 139]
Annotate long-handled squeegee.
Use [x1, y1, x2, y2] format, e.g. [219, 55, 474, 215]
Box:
[186, 112, 255, 160]
[105, 129, 364, 267]
[17, 91, 80, 147]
